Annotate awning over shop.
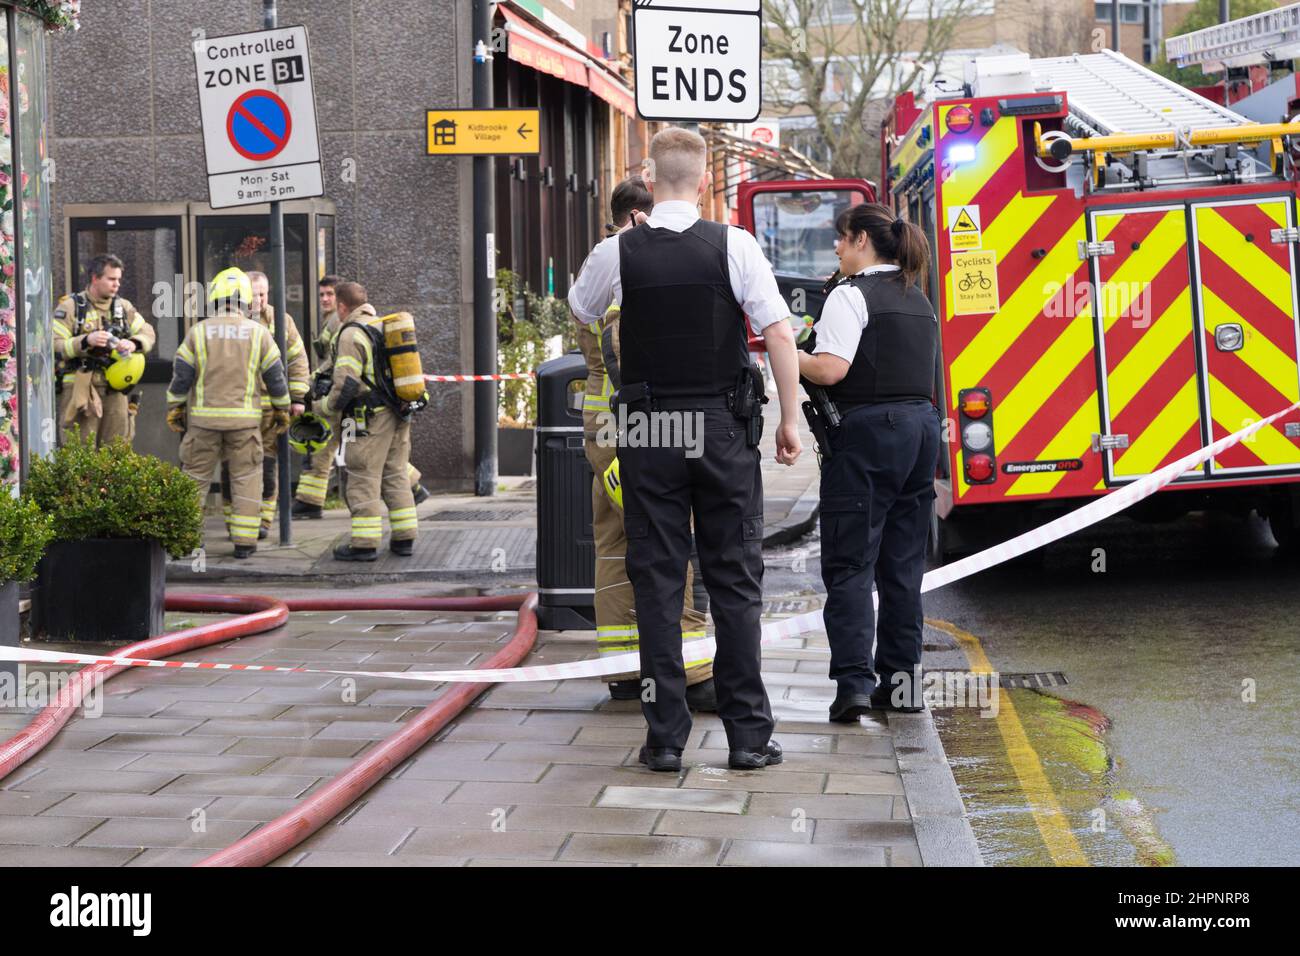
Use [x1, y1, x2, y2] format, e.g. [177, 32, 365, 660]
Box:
[500, 5, 635, 117]
[501, 6, 587, 87]
[586, 65, 635, 118]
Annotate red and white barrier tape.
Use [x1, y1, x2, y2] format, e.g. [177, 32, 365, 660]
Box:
[4, 401, 1296, 683]
[424, 372, 536, 382]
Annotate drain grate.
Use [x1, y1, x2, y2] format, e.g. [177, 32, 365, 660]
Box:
[432, 508, 534, 522]
[998, 672, 1069, 688]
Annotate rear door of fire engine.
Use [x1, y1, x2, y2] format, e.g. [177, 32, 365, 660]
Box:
[1089, 197, 1300, 482]
[1190, 197, 1300, 475]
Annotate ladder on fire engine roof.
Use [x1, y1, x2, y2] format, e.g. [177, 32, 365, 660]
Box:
[1165, 1, 1300, 72]
[1029, 50, 1251, 139]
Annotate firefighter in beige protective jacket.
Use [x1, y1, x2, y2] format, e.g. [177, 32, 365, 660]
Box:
[166, 268, 291, 559]
[317, 281, 418, 561]
[52, 253, 157, 447]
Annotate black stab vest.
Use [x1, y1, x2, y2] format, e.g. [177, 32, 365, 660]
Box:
[617, 219, 750, 399]
[826, 271, 937, 405]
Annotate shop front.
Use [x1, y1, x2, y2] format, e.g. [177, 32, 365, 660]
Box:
[1, 0, 67, 486]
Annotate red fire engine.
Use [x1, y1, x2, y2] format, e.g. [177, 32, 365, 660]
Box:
[741, 49, 1300, 562]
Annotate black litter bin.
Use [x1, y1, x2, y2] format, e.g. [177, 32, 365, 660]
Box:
[535, 351, 596, 630]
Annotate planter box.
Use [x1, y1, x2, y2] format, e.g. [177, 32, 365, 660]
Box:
[33, 539, 165, 645]
[498, 426, 536, 477]
[0, 580, 17, 685]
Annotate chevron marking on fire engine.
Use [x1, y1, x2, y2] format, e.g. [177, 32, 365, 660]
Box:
[1113, 377, 1203, 478]
[1207, 376, 1300, 467]
[949, 216, 1083, 388]
[1201, 289, 1300, 403]
[1107, 287, 1194, 415]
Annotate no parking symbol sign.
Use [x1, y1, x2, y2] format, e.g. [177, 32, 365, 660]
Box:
[194, 25, 322, 208]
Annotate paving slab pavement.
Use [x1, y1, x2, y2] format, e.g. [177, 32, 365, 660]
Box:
[0, 590, 978, 866]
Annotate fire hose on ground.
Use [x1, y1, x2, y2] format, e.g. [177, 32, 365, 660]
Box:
[0, 592, 538, 867]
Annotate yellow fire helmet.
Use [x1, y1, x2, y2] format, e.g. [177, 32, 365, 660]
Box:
[287, 411, 333, 455]
[602, 455, 622, 510]
[207, 267, 252, 307]
[103, 350, 146, 392]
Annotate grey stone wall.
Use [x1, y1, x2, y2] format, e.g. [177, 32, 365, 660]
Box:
[46, 0, 476, 490]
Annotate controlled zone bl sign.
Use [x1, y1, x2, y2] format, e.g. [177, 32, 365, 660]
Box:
[193, 25, 323, 209]
[633, 0, 762, 123]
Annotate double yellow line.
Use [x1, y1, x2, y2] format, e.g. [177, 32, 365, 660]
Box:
[927, 618, 1089, 867]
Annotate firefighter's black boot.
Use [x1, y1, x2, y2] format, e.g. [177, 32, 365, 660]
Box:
[333, 543, 377, 562]
[292, 500, 323, 519]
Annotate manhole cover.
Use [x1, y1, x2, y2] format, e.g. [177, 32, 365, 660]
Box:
[432, 508, 533, 522]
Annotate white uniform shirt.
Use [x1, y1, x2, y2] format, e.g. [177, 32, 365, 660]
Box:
[811, 264, 902, 363]
[567, 199, 791, 333]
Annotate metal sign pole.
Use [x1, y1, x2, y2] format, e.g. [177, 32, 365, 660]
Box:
[472, 0, 497, 497]
[265, 0, 291, 545]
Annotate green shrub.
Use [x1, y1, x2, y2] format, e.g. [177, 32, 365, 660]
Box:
[496, 268, 577, 424]
[25, 434, 203, 559]
[0, 491, 54, 583]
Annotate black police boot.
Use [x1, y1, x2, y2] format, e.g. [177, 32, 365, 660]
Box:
[685, 678, 718, 713]
[728, 740, 783, 770]
[390, 538, 415, 557]
[333, 543, 378, 562]
[233, 544, 256, 560]
[638, 746, 683, 773]
[608, 678, 641, 701]
[292, 500, 323, 519]
[829, 692, 876, 723]
[412, 484, 430, 505]
[870, 687, 925, 713]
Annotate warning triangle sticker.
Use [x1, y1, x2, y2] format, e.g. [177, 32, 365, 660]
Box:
[952, 208, 978, 233]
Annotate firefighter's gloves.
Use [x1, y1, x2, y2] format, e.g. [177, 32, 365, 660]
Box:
[166, 405, 187, 434]
[270, 408, 292, 435]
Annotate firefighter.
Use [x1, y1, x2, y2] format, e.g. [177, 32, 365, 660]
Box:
[797, 203, 940, 717]
[52, 253, 157, 447]
[293, 276, 429, 518]
[319, 281, 418, 561]
[167, 268, 291, 559]
[242, 270, 309, 537]
[578, 175, 716, 709]
[568, 127, 803, 773]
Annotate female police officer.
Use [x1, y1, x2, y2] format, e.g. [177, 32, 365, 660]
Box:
[797, 203, 939, 719]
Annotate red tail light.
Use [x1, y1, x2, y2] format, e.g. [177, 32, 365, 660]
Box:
[965, 454, 994, 482]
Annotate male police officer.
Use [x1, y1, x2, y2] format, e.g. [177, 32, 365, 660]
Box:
[293, 276, 428, 518]
[569, 128, 803, 772]
[578, 175, 715, 707]
[52, 253, 157, 447]
[167, 268, 290, 559]
[320, 281, 419, 561]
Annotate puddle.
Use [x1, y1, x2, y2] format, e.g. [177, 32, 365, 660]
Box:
[933, 688, 1174, 866]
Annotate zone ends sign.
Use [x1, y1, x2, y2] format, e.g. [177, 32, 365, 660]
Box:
[633, 0, 762, 123]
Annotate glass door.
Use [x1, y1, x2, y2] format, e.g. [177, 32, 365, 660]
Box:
[66, 209, 186, 463]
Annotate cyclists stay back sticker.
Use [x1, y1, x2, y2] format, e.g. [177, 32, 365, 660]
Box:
[951, 249, 998, 315]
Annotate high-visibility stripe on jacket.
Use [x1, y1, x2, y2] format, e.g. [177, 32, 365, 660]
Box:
[167, 310, 289, 430]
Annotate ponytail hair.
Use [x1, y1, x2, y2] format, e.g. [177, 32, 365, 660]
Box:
[835, 202, 929, 289]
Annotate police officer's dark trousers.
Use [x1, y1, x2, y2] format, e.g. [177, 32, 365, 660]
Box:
[820, 399, 940, 704]
[621, 401, 772, 751]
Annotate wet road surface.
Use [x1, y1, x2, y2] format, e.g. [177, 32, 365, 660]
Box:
[764, 508, 1300, 866]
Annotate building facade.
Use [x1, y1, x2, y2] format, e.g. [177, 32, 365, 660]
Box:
[46, 0, 640, 490]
